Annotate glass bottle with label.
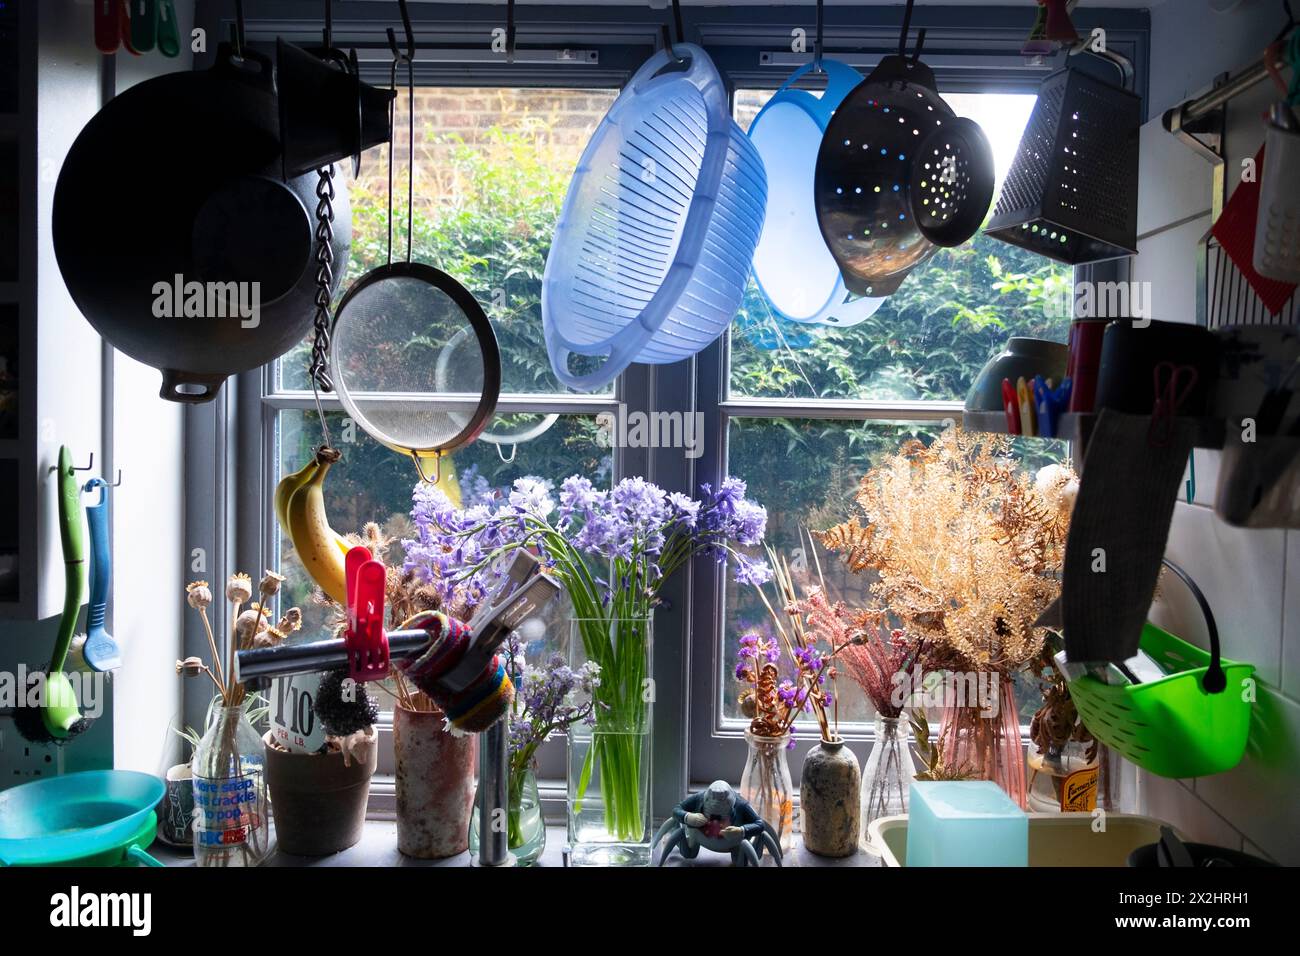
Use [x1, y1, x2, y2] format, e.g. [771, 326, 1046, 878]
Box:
[191, 704, 271, 867]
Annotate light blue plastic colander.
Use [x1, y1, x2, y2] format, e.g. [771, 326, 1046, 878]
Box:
[542, 44, 767, 391]
[748, 59, 884, 327]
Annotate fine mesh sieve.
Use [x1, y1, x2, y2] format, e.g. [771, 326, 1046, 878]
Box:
[331, 266, 500, 481]
[329, 26, 499, 482]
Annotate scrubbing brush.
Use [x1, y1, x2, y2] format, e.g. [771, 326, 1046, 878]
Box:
[14, 446, 93, 744]
[314, 667, 380, 738]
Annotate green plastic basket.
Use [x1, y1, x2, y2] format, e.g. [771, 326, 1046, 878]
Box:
[1066, 561, 1254, 779]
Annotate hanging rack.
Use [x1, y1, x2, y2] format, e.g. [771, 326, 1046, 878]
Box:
[1164, 20, 1295, 167]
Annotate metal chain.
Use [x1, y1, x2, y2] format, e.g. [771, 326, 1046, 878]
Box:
[310, 165, 337, 449]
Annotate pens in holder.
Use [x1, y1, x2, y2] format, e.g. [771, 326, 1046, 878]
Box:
[1002, 377, 1021, 434]
[1017, 377, 1037, 436]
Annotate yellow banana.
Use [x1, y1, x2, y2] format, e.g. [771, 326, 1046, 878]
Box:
[284, 452, 349, 605]
[275, 457, 319, 529]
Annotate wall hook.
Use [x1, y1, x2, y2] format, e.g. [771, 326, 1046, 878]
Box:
[49, 451, 93, 475]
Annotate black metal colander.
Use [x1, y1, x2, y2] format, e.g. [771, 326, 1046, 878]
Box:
[911, 117, 996, 247]
[984, 51, 1140, 264]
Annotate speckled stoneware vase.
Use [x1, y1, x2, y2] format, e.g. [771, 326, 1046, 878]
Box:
[799, 735, 861, 857]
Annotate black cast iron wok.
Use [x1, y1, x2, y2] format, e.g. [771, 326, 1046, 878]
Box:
[52, 43, 351, 403]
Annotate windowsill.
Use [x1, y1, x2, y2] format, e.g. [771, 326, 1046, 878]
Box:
[145, 821, 884, 867]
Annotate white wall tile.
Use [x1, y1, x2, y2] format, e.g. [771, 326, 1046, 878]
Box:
[1162, 502, 1285, 686]
[1139, 773, 1243, 848]
[1193, 687, 1300, 865]
[1137, 118, 1213, 237]
[1132, 214, 1211, 327]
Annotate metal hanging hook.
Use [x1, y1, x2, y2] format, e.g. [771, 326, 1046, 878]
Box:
[385, 0, 415, 268]
[389, 0, 415, 61]
[897, 0, 915, 59]
[497, 443, 517, 464]
[813, 0, 824, 73]
[659, 0, 686, 64]
[231, 0, 246, 56]
[506, 0, 517, 63]
[411, 452, 442, 485]
[51, 452, 94, 475]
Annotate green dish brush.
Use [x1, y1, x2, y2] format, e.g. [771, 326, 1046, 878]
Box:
[14, 446, 93, 744]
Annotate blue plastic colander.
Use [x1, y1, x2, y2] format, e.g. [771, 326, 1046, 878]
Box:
[542, 44, 767, 391]
[0, 770, 165, 866]
[748, 59, 883, 327]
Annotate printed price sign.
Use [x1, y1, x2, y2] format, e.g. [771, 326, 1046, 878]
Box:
[270, 672, 326, 754]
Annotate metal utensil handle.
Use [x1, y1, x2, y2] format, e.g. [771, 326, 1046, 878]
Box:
[1160, 557, 1225, 694]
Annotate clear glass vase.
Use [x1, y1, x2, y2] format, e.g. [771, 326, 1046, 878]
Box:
[191, 704, 270, 867]
[739, 729, 794, 855]
[859, 715, 917, 857]
[566, 616, 653, 867]
[469, 768, 547, 866]
[938, 674, 1028, 808]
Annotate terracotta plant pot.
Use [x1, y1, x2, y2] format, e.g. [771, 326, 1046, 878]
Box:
[394, 704, 477, 859]
[263, 731, 377, 856]
[799, 735, 861, 857]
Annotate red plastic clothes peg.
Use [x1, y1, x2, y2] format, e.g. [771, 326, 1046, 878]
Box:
[344, 546, 390, 682]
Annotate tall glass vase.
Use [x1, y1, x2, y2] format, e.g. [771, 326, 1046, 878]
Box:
[859, 715, 917, 857]
[191, 704, 270, 867]
[738, 730, 794, 855]
[566, 616, 653, 866]
[938, 674, 1027, 808]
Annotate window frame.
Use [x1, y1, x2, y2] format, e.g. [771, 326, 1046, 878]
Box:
[183, 1, 1150, 821]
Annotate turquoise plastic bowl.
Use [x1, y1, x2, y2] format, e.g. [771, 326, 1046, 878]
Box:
[0, 770, 165, 865]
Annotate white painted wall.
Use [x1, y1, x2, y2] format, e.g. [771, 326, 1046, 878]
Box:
[0, 1, 193, 784]
[1130, 0, 1299, 864]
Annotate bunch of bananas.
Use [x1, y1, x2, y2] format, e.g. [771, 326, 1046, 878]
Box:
[275, 447, 353, 605]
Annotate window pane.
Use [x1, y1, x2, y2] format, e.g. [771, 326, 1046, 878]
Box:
[276, 409, 610, 661]
[722, 417, 1066, 728]
[730, 91, 1072, 402]
[276, 87, 618, 395]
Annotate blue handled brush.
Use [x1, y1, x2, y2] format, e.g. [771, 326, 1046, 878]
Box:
[81, 478, 121, 672]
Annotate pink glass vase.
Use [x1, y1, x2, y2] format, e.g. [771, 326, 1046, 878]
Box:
[938, 674, 1027, 808]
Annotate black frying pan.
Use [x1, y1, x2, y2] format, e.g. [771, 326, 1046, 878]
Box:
[52, 43, 351, 403]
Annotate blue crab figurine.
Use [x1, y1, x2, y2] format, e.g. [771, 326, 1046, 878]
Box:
[652, 780, 783, 867]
